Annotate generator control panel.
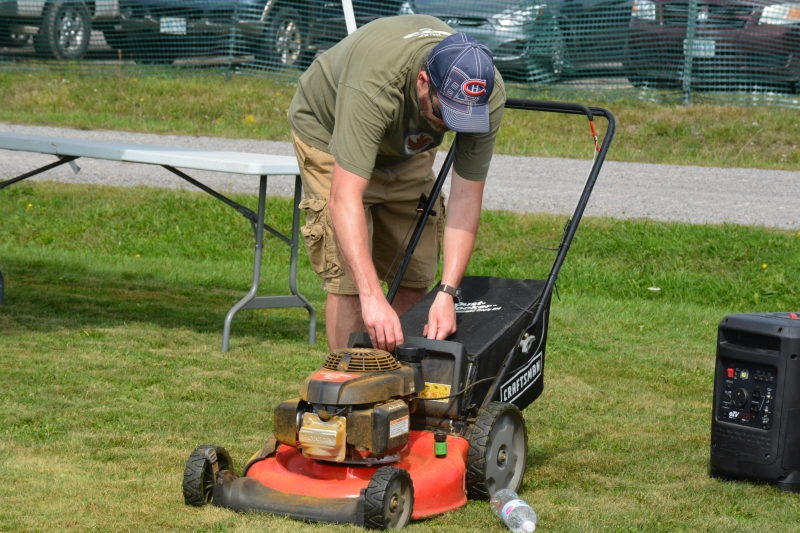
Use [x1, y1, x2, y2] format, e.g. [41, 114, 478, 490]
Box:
[717, 360, 777, 430]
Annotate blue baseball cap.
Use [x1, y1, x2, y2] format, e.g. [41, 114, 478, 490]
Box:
[427, 33, 495, 134]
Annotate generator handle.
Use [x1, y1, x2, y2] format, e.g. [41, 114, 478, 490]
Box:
[482, 103, 616, 409]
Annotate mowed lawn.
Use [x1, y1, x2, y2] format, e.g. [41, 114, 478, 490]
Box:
[1, 182, 800, 532]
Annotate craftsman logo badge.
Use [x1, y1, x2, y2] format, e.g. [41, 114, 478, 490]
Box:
[500, 310, 547, 404]
[462, 79, 487, 97]
[403, 28, 452, 39]
[455, 301, 501, 313]
[500, 351, 543, 403]
[403, 131, 436, 155]
[310, 370, 359, 382]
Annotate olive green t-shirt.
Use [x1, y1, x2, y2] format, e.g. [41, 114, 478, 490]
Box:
[288, 14, 505, 181]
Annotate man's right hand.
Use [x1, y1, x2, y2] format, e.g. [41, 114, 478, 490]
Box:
[329, 161, 406, 352]
[361, 293, 404, 352]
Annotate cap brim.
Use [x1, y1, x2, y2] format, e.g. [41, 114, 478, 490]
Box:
[439, 95, 490, 134]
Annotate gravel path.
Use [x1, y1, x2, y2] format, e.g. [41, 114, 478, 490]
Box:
[2, 122, 799, 229]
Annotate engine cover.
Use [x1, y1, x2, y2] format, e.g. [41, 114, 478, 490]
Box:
[273, 348, 418, 463]
[347, 399, 410, 455]
[300, 366, 417, 405]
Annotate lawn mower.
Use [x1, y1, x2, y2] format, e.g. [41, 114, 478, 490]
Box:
[182, 99, 615, 529]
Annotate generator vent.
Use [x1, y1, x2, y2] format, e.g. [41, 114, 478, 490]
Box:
[323, 348, 401, 372]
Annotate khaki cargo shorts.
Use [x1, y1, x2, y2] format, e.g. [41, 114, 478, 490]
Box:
[291, 131, 445, 295]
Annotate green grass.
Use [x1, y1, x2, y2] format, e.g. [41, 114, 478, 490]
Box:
[2, 182, 800, 532]
[1, 69, 799, 170]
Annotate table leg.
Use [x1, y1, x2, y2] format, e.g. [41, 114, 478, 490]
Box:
[222, 176, 267, 352]
[289, 175, 316, 345]
[221, 175, 316, 351]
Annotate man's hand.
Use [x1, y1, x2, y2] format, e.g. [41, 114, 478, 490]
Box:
[361, 292, 404, 352]
[423, 291, 457, 340]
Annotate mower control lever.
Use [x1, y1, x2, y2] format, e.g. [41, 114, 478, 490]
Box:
[519, 335, 537, 354]
[416, 193, 437, 216]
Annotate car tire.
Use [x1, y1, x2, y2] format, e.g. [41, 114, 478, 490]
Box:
[34, 0, 91, 60]
[257, 6, 309, 70]
[526, 27, 567, 84]
[466, 401, 527, 501]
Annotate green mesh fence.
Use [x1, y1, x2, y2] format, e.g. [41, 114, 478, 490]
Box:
[2, 0, 799, 106]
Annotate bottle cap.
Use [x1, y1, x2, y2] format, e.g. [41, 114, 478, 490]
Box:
[522, 520, 535, 532]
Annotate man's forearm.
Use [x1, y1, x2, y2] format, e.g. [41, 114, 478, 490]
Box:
[423, 169, 485, 340]
[441, 170, 485, 287]
[329, 161, 404, 350]
[328, 162, 383, 300]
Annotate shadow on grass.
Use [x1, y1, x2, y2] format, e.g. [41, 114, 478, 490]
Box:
[0, 256, 321, 345]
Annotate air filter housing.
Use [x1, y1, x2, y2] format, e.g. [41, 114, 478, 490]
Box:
[710, 312, 800, 491]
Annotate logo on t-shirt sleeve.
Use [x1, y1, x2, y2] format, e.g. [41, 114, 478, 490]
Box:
[403, 28, 452, 39]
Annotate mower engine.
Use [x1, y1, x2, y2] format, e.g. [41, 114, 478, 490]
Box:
[273, 346, 425, 464]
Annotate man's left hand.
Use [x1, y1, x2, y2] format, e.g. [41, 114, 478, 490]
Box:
[423, 291, 457, 340]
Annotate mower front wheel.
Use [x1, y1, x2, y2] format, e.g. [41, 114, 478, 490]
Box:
[466, 401, 527, 500]
[363, 466, 414, 530]
[183, 444, 233, 507]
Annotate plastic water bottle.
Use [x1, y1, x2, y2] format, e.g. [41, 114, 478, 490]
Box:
[490, 488, 537, 533]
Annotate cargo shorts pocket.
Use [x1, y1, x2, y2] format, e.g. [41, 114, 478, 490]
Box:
[299, 198, 343, 280]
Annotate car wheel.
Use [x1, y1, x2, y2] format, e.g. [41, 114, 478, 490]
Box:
[258, 6, 309, 70]
[363, 466, 414, 530]
[466, 401, 527, 501]
[526, 28, 567, 84]
[183, 444, 234, 507]
[34, 0, 91, 60]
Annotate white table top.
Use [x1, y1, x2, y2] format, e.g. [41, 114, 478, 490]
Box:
[0, 131, 300, 176]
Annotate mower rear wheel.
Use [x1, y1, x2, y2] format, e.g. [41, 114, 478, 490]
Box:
[466, 401, 527, 500]
[363, 466, 414, 530]
[182, 444, 233, 507]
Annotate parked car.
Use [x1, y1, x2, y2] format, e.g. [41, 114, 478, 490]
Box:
[405, 0, 633, 82]
[101, 0, 404, 67]
[0, 0, 118, 59]
[625, 0, 800, 92]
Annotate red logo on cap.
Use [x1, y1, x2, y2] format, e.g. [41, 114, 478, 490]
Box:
[462, 80, 487, 97]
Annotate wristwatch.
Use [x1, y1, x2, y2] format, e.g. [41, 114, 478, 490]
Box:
[436, 283, 462, 304]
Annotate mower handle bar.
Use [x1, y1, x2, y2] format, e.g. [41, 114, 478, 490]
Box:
[481, 101, 616, 409]
[385, 99, 616, 410]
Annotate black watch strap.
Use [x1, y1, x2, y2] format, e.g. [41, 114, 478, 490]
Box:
[437, 283, 461, 304]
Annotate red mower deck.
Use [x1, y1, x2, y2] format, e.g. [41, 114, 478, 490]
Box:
[245, 430, 469, 519]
